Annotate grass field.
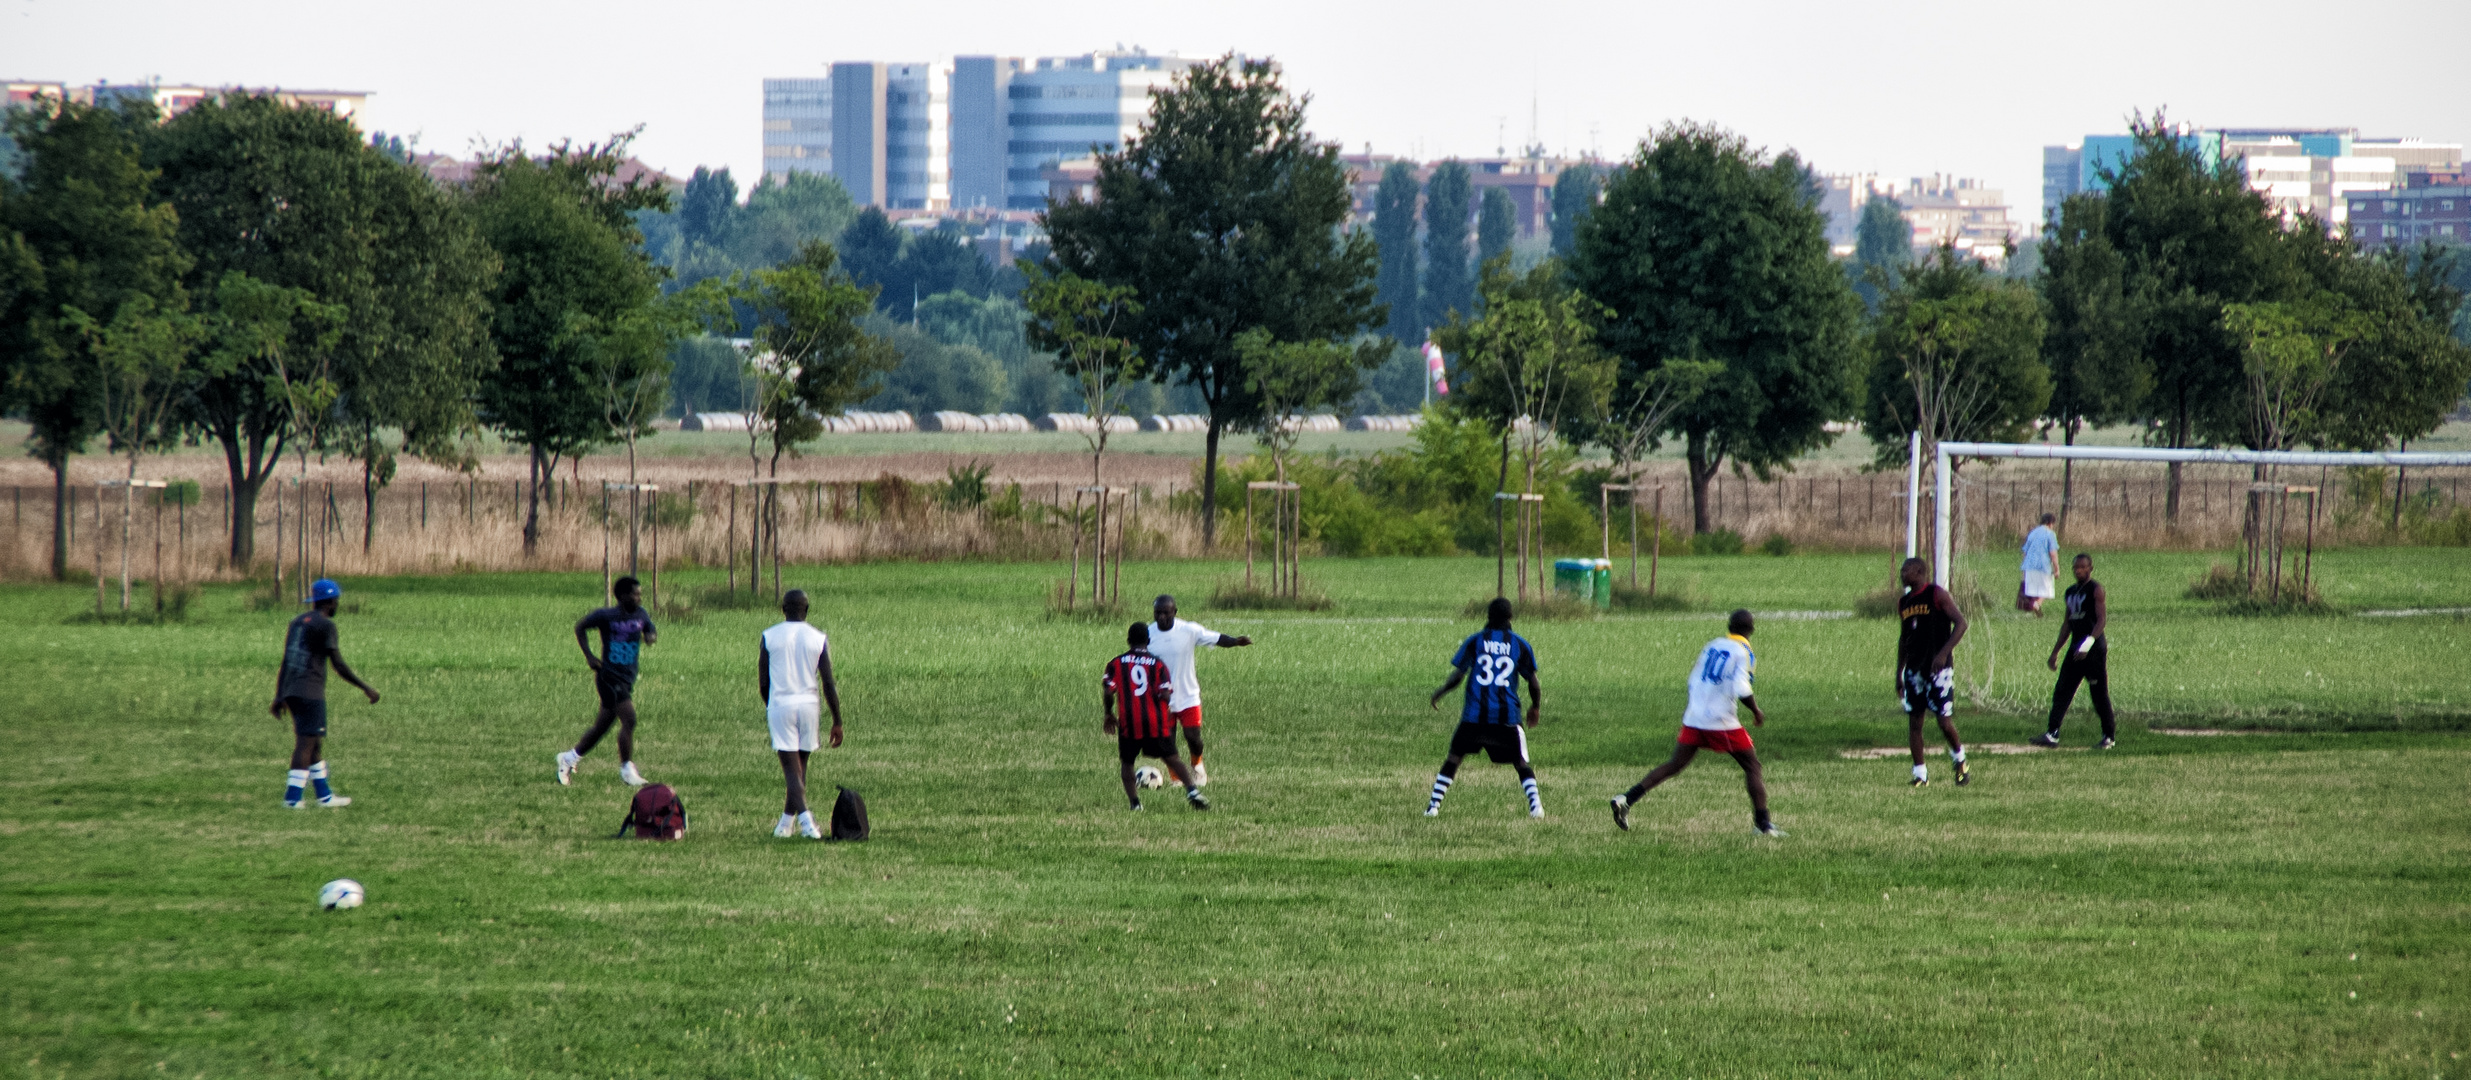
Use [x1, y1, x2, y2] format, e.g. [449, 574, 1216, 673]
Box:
[5, 549, 2468, 1077]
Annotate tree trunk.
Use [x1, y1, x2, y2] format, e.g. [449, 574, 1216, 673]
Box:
[2164, 401, 2188, 524]
[1200, 419, 1222, 550]
[361, 426, 379, 555]
[2059, 419, 2078, 532]
[48, 454, 69, 581]
[1685, 433, 1717, 534]
[523, 443, 545, 554]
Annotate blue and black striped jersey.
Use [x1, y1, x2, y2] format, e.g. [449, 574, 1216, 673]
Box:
[1450, 628, 1537, 725]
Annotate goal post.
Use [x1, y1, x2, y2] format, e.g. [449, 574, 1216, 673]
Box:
[1914, 440, 2471, 587]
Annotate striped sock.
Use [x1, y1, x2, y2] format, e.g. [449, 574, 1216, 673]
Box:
[1522, 777, 1542, 815]
[309, 761, 333, 801]
[285, 769, 308, 805]
[1426, 773, 1453, 812]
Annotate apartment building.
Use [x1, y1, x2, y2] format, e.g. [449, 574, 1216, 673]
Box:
[761, 78, 831, 182]
[2043, 126, 2463, 230]
[2349, 187, 2471, 251]
[2, 79, 368, 119]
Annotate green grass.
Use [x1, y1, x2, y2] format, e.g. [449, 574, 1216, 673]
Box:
[5, 551, 2468, 1077]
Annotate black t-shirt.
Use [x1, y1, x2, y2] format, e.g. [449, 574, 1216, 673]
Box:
[2064, 578, 2103, 646]
[580, 605, 656, 671]
[278, 611, 337, 701]
[1897, 584, 1960, 671]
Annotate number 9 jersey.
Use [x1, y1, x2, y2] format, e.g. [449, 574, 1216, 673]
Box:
[1683, 634, 1756, 731]
[1451, 628, 1537, 725]
[1104, 649, 1178, 739]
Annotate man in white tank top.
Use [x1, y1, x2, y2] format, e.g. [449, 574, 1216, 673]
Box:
[760, 589, 843, 839]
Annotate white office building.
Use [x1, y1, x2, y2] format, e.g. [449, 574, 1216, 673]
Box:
[761, 78, 831, 183]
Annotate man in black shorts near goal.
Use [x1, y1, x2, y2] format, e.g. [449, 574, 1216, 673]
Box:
[1896, 557, 1970, 787]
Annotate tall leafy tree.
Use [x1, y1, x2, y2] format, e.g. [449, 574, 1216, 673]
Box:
[1548, 163, 1599, 258]
[1476, 187, 1516, 269]
[1861, 245, 2052, 474]
[721, 240, 900, 477]
[1042, 55, 1382, 547]
[835, 208, 906, 304]
[677, 166, 738, 252]
[1421, 161, 1474, 333]
[2036, 192, 2149, 522]
[1571, 123, 1862, 533]
[1436, 256, 1616, 501]
[146, 93, 494, 565]
[1373, 161, 1422, 346]
[0, 95, 186, 579]
[1023, 268, 1144, 486]
[1851, 196, 1910, 313]
[467, 133, 673, 553]
[2256, 232, 2471, 453]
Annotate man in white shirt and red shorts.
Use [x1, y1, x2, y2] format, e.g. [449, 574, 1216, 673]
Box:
[1147, 594, 1252, 787]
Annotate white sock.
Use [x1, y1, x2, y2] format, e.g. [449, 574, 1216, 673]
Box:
[1913, 763, 1928, 781]
[1950, 748, 1967, 764]
[796, 810, 815, 825]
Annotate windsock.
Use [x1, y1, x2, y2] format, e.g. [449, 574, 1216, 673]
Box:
[1423, 340, 1448, 396]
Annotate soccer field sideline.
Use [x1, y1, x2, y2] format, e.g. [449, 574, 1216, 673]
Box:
[4, 551, 2466, 1077]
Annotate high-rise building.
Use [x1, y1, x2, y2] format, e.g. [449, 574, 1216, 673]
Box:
[885, 62, 951, 210]
[761, 78, 831, 183]
[2042, 126, 2461, 231]
[949, 57, 1026, 210]
[994, 51, 1205, 210]
[830, 62, 892, 207]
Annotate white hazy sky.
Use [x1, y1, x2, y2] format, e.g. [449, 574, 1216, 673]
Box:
[8, 0, 2467, 224]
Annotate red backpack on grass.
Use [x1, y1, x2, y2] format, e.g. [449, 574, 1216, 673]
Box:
[613, 784, 687, 840]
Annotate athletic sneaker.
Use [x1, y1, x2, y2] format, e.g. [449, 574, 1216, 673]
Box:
[2029, 732, 2061, 748]
[1910, 776, 1930, 788]
[284, 799, 306, 810]
[1609, 796, 1632, 831]
[1190, 761, 1209, 787]
[619, 762, 648, 787]
[799, 816, 823, 840]
[1529, 807, 1546, 819]
[1755, 824, 1788, 838]
[774, 814, 796, 838]
[556, 750, 579, 786]
[2098, 737, 2117, 750]
[1129, 801, 1146, 811]
[319, 795, 351, 808]
[1186, 790, 1211, 811]
[1954, 761, 1971, 786]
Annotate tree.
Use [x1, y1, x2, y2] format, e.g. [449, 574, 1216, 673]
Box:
[1022, 268, 1143, 487]
[2264, 236, 2471, 453]
[863, 315, 1007, 416]
[1374, 161, 1422, 347]
[1235, 329, 1378, 485]
[2222, 298, 2364, 456]
[678, 166, 738, 252]
[1571, 123, 1862, 533]
[467, 132, 673, 553]
[1477, 187, 1517, 269]
[724, 240, 900, 478]
[1548, 163, 1599, 258]
[146, 93, 494, 565]
[1861, 245, 2051, 505]
[1851, 196, 1910, 313]
[2036, 192, 2150, 523]
[1042, 55, 1382, 548]
[1421, 161, 1474, 333]
[835, 207, 906, 306]
[0, 96, 188, 581]
[65, 292, 198, 610]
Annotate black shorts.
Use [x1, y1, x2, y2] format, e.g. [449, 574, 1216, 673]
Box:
[595, 667, 638, 708]
[1899, 666, 1954, 718]
[1118, 734, 1179, 765]
[1448, 721, 1530, 765]
[285, 697, 327, 738]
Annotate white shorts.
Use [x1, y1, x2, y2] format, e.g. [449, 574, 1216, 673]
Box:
[766, 699, 821, 752]
[2022, 569, 2057, 599]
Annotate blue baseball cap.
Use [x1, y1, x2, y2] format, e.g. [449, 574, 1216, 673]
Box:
[306, 579, 341, 602]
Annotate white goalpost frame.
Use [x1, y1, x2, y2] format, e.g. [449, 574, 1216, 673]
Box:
[1910, 440, 2471, 586]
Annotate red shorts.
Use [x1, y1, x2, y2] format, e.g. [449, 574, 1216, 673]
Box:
[1677, 726, 1754, 753]
[1173, 706, 1203, 729]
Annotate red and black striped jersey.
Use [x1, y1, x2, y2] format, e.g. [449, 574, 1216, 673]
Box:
[1104, 650, 1177, 738]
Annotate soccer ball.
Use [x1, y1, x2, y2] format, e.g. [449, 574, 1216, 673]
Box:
[1133, 766, 1165, 789]
[318, 878, 365, 911]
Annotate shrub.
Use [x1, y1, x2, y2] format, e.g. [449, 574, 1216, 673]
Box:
[1461, 592, 1595, 622]
[1209, 578, 1335, 612]
[2185, 563, 2244, 600]
[1689, 529, 1744, 556]
[1611, 581, 1694, 612]
[1853, 585, 1901, 619]
[1759, 532, 1795, 557]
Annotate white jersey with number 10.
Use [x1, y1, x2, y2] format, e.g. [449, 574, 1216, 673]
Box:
[1682, 635, 1755, 731]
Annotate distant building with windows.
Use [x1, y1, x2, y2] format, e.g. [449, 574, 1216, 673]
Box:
[1819, 173, 2020, 266]
[761, 78, 831, 182]
[2042, 126, 2462, 231]
[2350, 187, 2471, 251]
[1, 79, 368, 119]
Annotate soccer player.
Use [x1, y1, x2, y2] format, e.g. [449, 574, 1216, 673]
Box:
[1896, 557, 1970, 787]
[1147, 594, 1252, 787]
[759, 589, 844, 838]
[1609, 609, 1782, 837]
[2018, 513, 2060, 615]
[556, 576, 658, 787]
[1424, 597, 1544, 818]
[270, 578, 379, 809]
[1105, 622, 1207, 811]
[2034, 553, 2116, 749]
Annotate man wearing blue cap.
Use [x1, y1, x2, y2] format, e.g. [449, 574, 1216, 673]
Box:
[272, 579, 380, 808]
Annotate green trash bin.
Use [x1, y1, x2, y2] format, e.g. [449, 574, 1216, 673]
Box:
[1553, 558, 1593, 602]
[1593, 558, 1613, 608]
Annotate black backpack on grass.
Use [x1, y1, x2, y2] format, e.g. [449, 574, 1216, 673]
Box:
[828, 785, 868, 842]
[613, 784, 687, 840]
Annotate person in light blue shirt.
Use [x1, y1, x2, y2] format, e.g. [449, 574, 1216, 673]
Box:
[2018, 514, 2059, 615]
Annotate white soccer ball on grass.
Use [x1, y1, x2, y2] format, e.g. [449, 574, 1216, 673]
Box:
[1133, 766, 1165, 789]
[318, 878, 365, 911]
